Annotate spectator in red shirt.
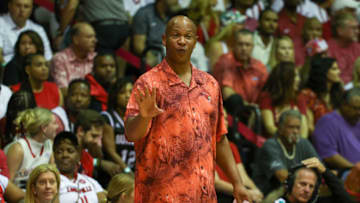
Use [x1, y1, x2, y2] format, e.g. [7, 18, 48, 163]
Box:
[276, 0, 308, 66]
[125, 15, 251, 202]
[299, 57, 343, 133]
[216, 29, 268, 104]
[11, 54, 63, 110]
[259, 62, 308, 138]
[328, 12, 360, 85]
[85, 53, 117, 112]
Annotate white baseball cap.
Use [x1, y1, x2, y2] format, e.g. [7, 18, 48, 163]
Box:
[331, 0, 360, 14]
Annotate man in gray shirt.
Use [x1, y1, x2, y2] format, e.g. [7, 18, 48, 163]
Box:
[252, 110, 319, 200]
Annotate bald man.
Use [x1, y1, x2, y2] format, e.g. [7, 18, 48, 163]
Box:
[51, 22, 97, 96]
[125, 15, 251, 203]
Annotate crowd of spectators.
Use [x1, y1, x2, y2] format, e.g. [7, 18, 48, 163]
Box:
[0, 0, 360, 202]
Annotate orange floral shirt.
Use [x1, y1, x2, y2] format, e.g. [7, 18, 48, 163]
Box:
[125, 60, 227, 203]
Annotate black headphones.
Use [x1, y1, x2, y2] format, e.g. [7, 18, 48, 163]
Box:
[285, 163, 322, 203]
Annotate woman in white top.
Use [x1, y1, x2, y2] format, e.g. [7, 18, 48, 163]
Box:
[53, 132, 106, 203]
[5, 107, 58, 189]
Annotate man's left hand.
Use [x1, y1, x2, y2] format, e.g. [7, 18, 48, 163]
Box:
[233, 183, 252, 203]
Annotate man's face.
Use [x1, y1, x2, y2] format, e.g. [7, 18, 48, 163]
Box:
[164, 0, 179, 15]
[279, 116, 301, 146]
[94, 55, 116, 84]
[233, 33, 254, 63]
[259, 11, 278, 35]
[54, 140, 80, 174]
[8, 0, 33, 27]
[162, 17, 197, 65]
[338, 19, 359, 43]
[73, 24, 97, 53]
[79, 125, 103, 157]
[341, 95, 360, 126]
[303, 19, 322, 42]
[66, 83, 91, 112]
[284, 0, 303, 9]
[290, 169, 317, 203]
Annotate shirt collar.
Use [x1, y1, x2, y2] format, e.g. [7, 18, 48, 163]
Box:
[5, 13, 29, 30]
[230, 51, 256, 70]
[161, 59, 203, 89]
[67, 47, 96, 62]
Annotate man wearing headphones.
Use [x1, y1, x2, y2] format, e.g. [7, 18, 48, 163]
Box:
[276, 158, 355, 203]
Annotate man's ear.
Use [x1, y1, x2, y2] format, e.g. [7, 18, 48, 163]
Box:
[162, 34, 166, 47]
[76, 126, 84, 138]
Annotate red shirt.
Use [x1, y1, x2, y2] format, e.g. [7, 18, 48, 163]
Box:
[276, 9, 307, 66]
[327, 38, 360, 84]
[258, 91, 307, 125]
[215, 52, 268, 103]
[125, 59, 227, 203]
[298, 88, 332, 124]
[12, 81, 60, 110]
[80, 150, 94, 177]
[85, 74, 108, 111]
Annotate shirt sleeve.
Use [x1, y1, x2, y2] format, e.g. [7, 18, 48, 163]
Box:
[0, 174, 8, 192]
[258, 91, 273, 110]
[88, 176, 104, 193]
[216, 85, 228, 142]
[132, 8, 148, 35]
[261, 140, 287, 178]
[312, 115, 339, 159]
[51, 54, 68, 88]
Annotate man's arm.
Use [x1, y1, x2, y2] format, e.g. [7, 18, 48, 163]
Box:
[324, 154, 354, 169]
[274, 169, 289, 183]
[216, 136, 252, 202]
[133, 34, 147, 56]
[102, 124, 127, 169]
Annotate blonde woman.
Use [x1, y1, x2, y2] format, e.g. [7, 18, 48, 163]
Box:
[268, 35, 295, 71]
[107, 174, 134, 203]
[25, 164, 60, 203]
[5, 108, 58, 189]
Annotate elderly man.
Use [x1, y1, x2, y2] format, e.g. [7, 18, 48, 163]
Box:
[51, 22, 97, 96]
[252, 110, 319, 202]
[275, 158, 354, 203]
[0, 0, 52, 64]
[125, 15, 251, 202]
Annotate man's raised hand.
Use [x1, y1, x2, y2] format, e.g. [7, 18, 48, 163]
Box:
[135, 86, 164, 118]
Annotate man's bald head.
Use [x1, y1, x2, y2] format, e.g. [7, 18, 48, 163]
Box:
[165, 15, 197, 36]
[70, 22, 97, 53]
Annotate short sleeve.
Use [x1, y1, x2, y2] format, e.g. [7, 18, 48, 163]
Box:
[261, 140, 287, 177]
[132, 7, 148, 35]
[0, 174, 8, 192]
[258, 91, 273, 110]
[88, 176, 104, 193]
[313, 115, 339, 159]
[216, 86, 228, 142]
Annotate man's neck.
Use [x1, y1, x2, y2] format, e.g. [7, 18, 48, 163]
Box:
[284, 7, 298, 23]
[156, 1, 167, 20]
[71, 45, 88, 60]
[335, 37, 353, 47]
[287, 194, 300, 203]
[166, 57, 192, 86]
[279, 136, 294, 154]
[10, 14, 26, 28]
[259, 31, 272, 46]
